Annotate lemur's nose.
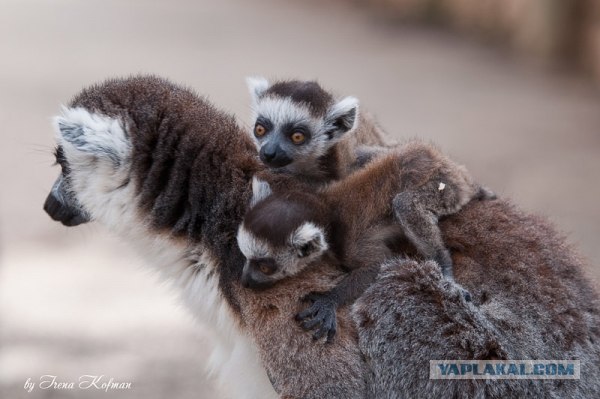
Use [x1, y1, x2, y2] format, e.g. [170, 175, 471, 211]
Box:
[261, 148, 276, 161]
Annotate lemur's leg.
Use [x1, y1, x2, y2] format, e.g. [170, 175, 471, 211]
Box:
[296, 264, 380, 343]
[392, 191, 455, 280]
[393, 192, 472, 302]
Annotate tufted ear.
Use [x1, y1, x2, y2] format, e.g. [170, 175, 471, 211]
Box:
[249, 177, 272, 207]
[324, 96, 359, 141]
[246, 76, 270, 104]
[289, 222, 328, 258]
[53, 107, 131, 166]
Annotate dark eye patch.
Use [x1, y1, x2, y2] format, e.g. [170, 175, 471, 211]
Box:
[283, 123, 312, 140]
[250, 258, 278, 276]
[255, 116, 273, 131]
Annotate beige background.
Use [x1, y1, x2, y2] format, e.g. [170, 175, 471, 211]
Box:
[1, 0, 599, 398]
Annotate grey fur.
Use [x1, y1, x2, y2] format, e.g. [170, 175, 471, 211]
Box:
[355, 199, 600, 398]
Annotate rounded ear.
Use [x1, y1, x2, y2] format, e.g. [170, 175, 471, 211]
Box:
[324, 96, 359, 141]
[246, 76, 270, 104]
[290, 222, 328, 258]
[249, 176, 272, 207]
[54, 106, 131, 167]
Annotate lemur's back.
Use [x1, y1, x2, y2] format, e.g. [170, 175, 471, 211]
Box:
[322, 140, 481, 269]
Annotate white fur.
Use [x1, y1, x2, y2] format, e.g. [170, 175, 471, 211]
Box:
[54, 106, 131, 163]
[237, 224, 271, 259]
[325, 96, 359, 137]
[254, 96, 316, 133]
[289, 222, 328, 253]
[53, 108, 133, 225]
[250, 177, 272, 207]
[53, 107, 277, 399]
[246, 76, 270, 104]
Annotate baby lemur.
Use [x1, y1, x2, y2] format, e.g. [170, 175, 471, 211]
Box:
[246, 77, 387, 184]
[238, 141, 494, 341]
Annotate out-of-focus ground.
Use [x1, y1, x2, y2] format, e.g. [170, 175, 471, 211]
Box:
[1, 0, 599, 398]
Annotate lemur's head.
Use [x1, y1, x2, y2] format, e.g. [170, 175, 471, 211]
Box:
[236, 178, 329, 290]
[246, 77, 359, 174]
[44, 107, 133, 229]
[44, 144, 91, 226]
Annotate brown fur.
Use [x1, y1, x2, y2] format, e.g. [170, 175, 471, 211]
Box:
[327, 140, 491, 280]
[241, 140, 488, 342]
[234, 261, 369, 398]
[328, 108, 390, 179]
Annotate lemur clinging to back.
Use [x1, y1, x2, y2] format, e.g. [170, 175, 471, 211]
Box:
[238, 141, 495, 341]
[246, 77, 387, 184]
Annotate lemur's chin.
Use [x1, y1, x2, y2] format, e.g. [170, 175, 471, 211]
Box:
[60, 213, 90, 227]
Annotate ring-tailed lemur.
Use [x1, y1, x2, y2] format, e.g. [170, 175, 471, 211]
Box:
[43, 75, 368, 398]
[246, 77, 387, 184]
[43, 76, 600, 399]
[237, 140, 494, 340]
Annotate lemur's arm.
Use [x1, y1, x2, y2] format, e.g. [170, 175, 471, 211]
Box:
[296, 223, 400, 342]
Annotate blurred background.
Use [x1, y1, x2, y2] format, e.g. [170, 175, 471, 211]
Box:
[1, 0, 599, 398]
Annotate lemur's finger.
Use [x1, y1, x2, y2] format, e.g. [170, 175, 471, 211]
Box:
[301, 317, 322, 331]
[295, 306, 318, 321]
[313, 324, 328, 340]
[326, 322, 337, 343]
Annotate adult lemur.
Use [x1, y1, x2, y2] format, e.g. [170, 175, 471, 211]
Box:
[43, 76, 369, 398]
[44, 76, 600, 398]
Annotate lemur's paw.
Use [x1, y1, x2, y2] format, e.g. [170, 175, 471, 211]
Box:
[295, 292, 338, 343]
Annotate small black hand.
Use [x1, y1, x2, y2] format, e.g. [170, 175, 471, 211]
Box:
[295, 292, 338, 343]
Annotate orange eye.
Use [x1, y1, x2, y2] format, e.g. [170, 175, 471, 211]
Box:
[291, 132, 305, 144]
[254, 124, 266, 137]
[259, 263, 274, 275]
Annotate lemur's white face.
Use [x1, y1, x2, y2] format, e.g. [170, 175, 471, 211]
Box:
[237, 221, 328, 290]
[253, 97, 330, 170]
[246, 77, 359, 177]
[44, 107, 136, 233]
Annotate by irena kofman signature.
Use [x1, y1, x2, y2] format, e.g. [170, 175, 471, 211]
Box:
[24, 375, 132, 393]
